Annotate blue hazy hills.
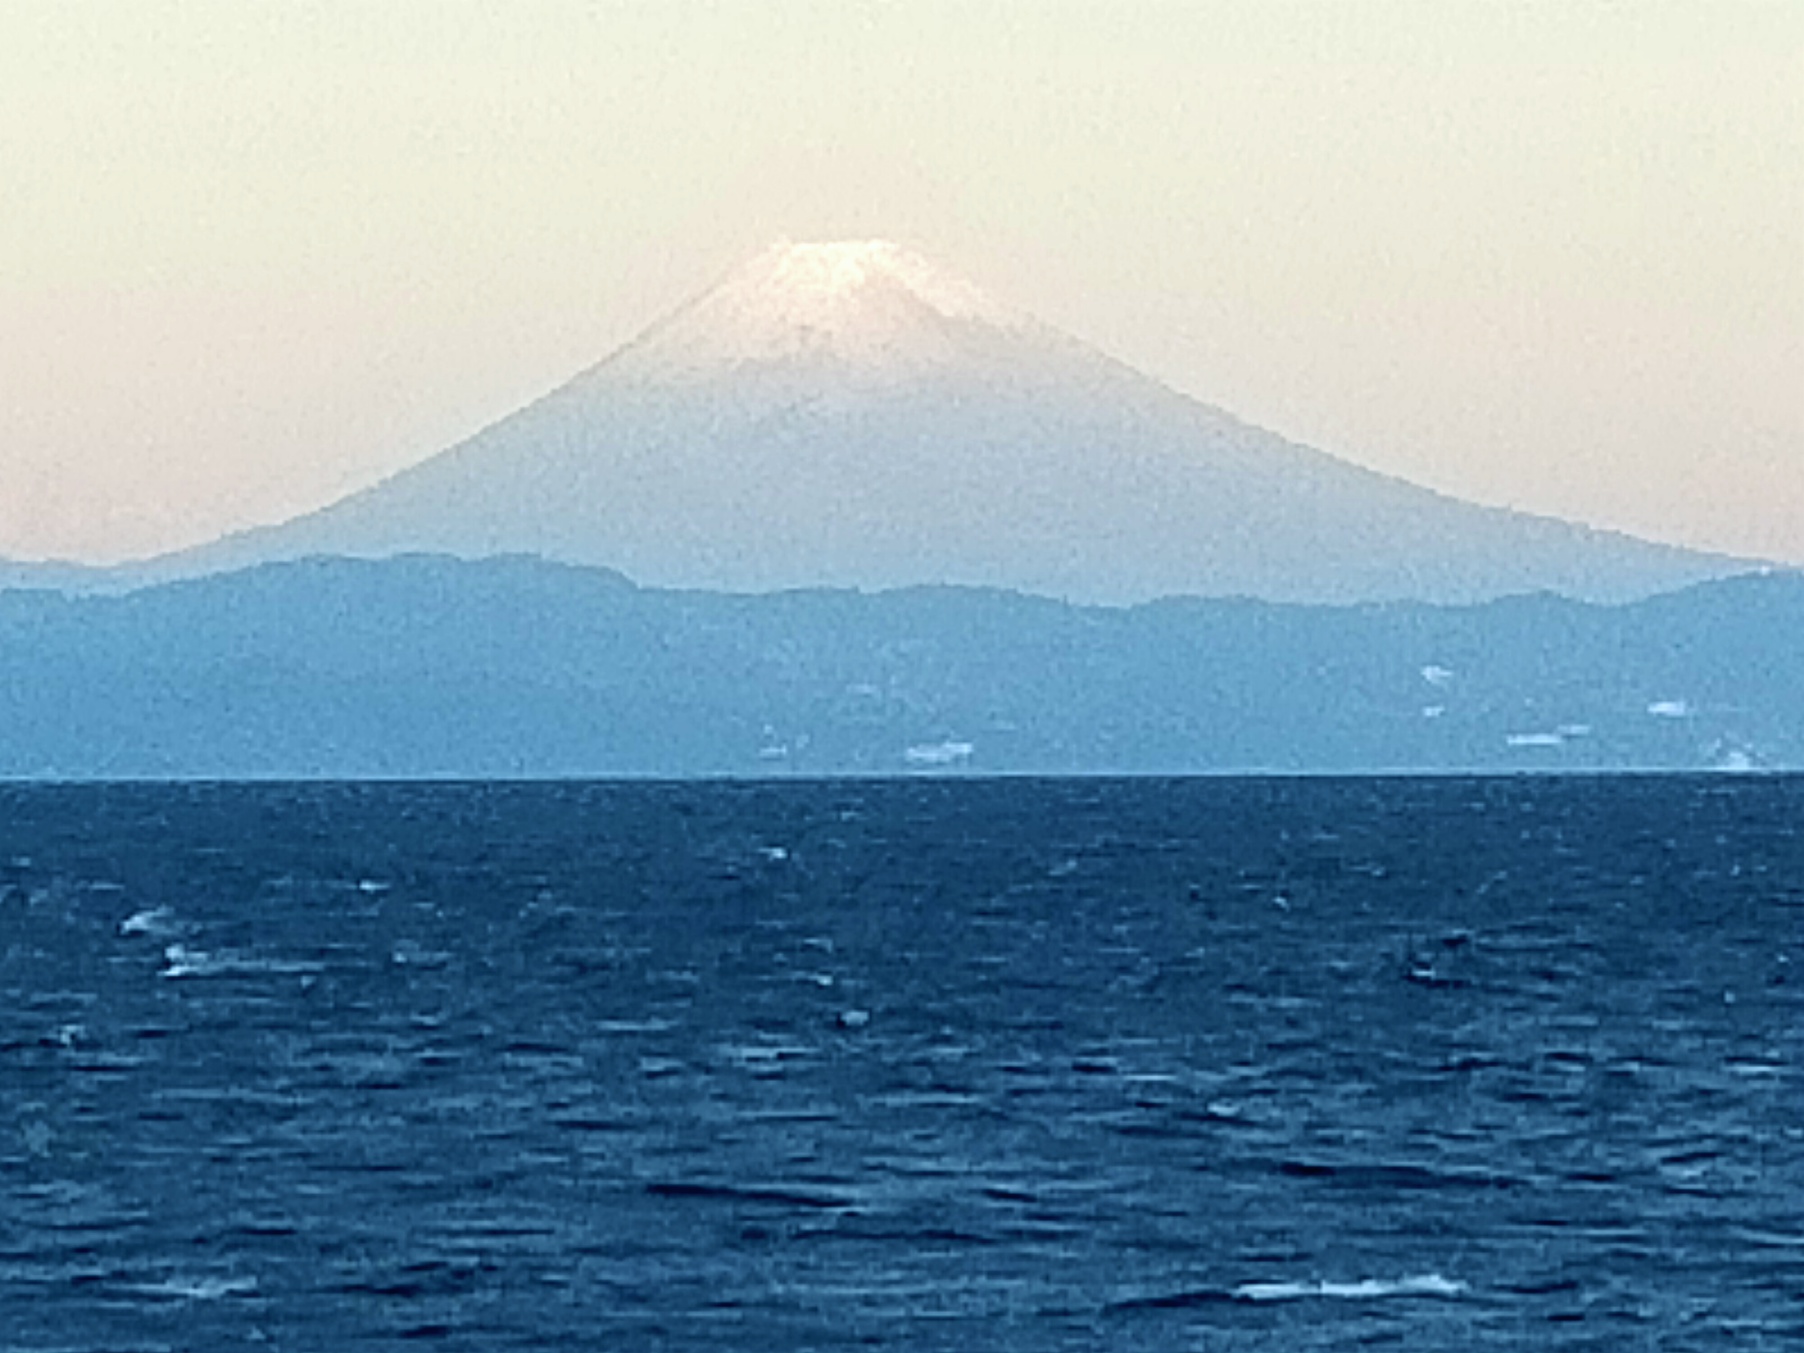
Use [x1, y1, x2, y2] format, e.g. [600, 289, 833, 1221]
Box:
[1, 553, 1797, 777]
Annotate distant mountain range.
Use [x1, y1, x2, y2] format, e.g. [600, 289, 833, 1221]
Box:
[0, 559, 119, 594]
[72, 239, 1746, 606]
[4, 244, 1784, 778]
[2, 554, 1797, 777]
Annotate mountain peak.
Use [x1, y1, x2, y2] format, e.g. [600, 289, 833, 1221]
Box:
[739, 239, 1011, 322]
[164, 241, 1753, 607]
[601, 238, 1037, 383]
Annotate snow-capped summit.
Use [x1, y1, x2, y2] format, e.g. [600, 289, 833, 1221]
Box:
[603, 239, 1048, 384]
[681, 238, 1019, 337]
[155, 241, 1750, 604]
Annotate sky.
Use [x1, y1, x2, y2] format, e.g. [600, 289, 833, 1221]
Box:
[1, 0, 1799, 565]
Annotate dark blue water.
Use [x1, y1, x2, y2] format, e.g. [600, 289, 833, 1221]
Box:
[2, 777, 1800, 1350]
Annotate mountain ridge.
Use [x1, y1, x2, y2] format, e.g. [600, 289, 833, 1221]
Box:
[2, 552, 1797, 778]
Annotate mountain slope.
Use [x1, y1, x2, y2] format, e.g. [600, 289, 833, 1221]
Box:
[163, 241, 1747, 604]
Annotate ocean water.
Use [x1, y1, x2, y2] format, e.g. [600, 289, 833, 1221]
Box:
[1, 777, 1799, 1350]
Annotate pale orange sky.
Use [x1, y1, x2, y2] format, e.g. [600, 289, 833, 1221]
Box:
[1, 0, 1799, 564]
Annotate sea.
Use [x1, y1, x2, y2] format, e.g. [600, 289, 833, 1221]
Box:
[1, 777, 1799, 1350]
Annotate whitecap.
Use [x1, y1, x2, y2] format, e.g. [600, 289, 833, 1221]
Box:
[125, 1274, 257, 1301]
[160, 945, 211, 978]
[595, 1018, 677, 1034]
[389, 939, 451, 968]
[119, 907, 178, 938]
[1234, 1274, 1466, 1302]
[160, 944, 323, 980]
[717, 1041, 816, 1072]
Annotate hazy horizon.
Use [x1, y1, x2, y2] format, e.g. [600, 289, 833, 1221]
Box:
[2, 1, 1798, 567]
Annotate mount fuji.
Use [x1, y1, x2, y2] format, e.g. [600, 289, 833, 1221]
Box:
[161, 240, 1746, 604]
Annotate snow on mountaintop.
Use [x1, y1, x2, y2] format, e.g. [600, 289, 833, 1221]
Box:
[602, 239, 1046, 384]
[737, 240, 1011, 324]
